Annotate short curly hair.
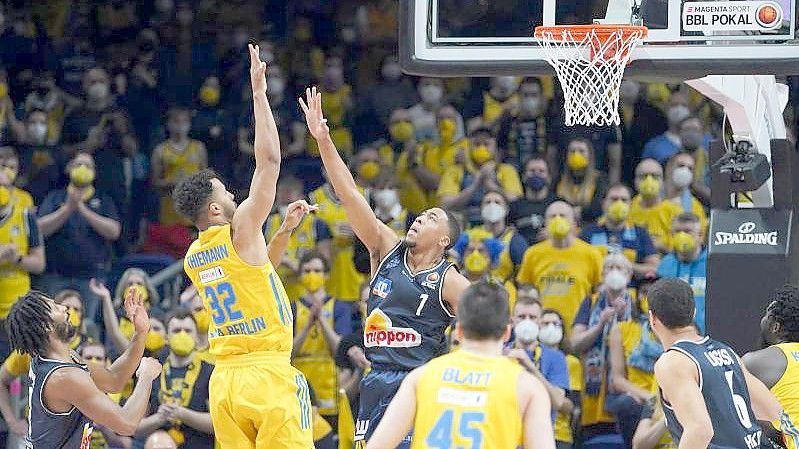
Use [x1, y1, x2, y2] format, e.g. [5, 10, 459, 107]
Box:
[173, 169, 218, 224]
[768, 285, 799, 342]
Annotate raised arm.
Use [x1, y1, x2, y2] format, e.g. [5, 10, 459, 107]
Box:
[300, 87, 399, 257]
[231, 43, 281, 257]
[266, 200, 318, 267]
[655, 352, 714, 449]
[89, 285, 149, 393]
[49, 359, 161, 437]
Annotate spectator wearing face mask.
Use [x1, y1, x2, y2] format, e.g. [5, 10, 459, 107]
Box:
[438, 127, 522, 224]
[291, 252, 352, 424]
[408, 78, 446, 141]
[307, 56, 354, 157]
[464, 76, 521, 130]
[570, 254, 636, 449]
[394, 107, 460, 215]
[310, 171, 366, 303]
[37, 152, 121, 325]
[641, 93, 693, 165]
[517, 201, 603, 332]
[505, 296, 570, 422]
[136, 308, 214, 449]
[192, 76, 236, 179]
[453, 229, 517, 307]
[0, 146, 34, 210]
[629, 159, 682, 253]
[540, 308, 583, 449]
[21, 71, 78, 145]
[556, 137, 609, 223]
[656, 213, 706, 333]
[358, 56, 417, 143]
[151, 106, 208, 226]
[94, 269, 163, 354]
[677, 116, 711, 205]
[509, 156, 561, 245]
[497, 77, 558, 170]
[265, 176, 332, 302]
[472, 189, 529, 281]
[13, 110, 63, 204]
[580, 184, 660, 279]
[607, 285, 664, 449]
[352, 146, 384, 191]
[0, 166, 44, 358]
[664, 152, 708, 239]
[617, 80, 667, 185]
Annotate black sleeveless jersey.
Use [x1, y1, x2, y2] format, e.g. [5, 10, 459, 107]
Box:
[661, 337, 763, 449]
[27, 355, 95, 449]
[365, 241, 456, 371]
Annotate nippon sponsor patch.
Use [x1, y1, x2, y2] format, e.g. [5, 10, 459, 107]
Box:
[199, 266, 226, 284]
[436, 387, 488, 407]
[363, 309, 422, 348]
[422, 271, 440, 289]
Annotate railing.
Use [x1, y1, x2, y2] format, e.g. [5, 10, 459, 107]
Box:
[150, 259, 186, 309]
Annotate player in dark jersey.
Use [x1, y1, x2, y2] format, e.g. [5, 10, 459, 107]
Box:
[6, 290, 161, 449]
[300, 87, 471, 448]
[648, 278, 783, 449]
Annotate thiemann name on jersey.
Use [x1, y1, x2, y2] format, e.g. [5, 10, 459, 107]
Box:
[187, 244, 229, 269]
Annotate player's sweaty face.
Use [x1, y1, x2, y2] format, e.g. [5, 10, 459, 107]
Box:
[407, 208, 448, 249]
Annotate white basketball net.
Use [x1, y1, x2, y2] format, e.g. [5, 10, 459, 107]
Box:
[535, 27, 646, 127]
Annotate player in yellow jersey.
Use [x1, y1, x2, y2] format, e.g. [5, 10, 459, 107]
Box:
[365, 281, 555, 449]
[174, 43, 317, 449]
[744, 285, 799, 449]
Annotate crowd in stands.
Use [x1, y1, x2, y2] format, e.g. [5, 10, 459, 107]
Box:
[0, 1, 796, 449]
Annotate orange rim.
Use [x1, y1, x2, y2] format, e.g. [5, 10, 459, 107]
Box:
[534, 24, 648, 41]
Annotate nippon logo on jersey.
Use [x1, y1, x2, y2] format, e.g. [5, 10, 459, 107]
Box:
[372, 276, 392, 299]
[421, 272, 440, 289]
[364, 309, 421, 348]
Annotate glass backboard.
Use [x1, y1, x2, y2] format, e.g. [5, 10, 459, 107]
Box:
[399, 0, 799, 78]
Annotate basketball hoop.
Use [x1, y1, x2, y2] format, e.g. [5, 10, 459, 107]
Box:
[534, 25, 647, 127]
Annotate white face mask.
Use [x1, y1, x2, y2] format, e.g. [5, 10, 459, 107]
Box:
[88, 83, 109, 100]
[481, 202, 507, 223]
[382, 63, 403, 81]
[514, 319, 539, 345]
[620, 80, 640, 103]
[521, 97, 542, 114]
[672, 166, 693, 189]
[419, 84, 443, 104]
[494, 76, 519, 92]
[604, 269, 629, 291]
[28, 123, 47, 143]
[373, 189, 399, 210]
[667, 105, 691, 126]
[538, 324, 563, 346]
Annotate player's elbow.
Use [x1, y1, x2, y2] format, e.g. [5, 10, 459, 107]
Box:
[686, 420, 714, 445]
[110, 419, 137, 437]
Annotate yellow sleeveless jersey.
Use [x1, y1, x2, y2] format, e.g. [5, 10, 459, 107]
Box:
[771, 343, 799, 449]
[309, 186, 364, 301]
[157, 139, 204, 226]
[265, 213, 320, 302]
[0, 206, 35, 318]
[412, 351, 524, 449]
[11, 188, 33, 210]
[618, 320, 658, 394]
[293, 297, 338, 415]
[183, 224, 293, 358]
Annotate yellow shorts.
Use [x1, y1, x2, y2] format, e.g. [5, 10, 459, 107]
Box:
[210, 352, 314, 449]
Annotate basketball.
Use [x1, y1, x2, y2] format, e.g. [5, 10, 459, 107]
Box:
[758, 5, 779, 26]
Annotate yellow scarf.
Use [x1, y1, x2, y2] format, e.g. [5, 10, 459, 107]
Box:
[160, 360, 202, 447]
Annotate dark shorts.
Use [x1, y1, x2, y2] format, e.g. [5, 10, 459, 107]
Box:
[354, 368, 411, 448]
